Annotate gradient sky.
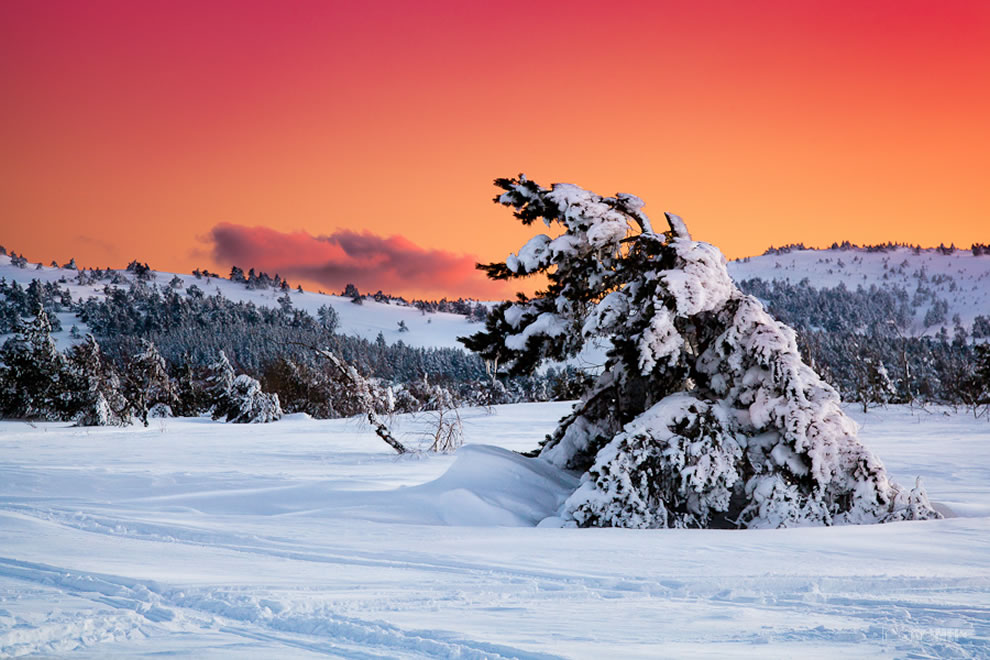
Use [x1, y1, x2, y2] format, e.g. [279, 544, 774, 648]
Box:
[2, 0, 988, 298]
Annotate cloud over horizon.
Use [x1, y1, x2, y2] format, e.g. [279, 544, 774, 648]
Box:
[207, 223, 509, 299]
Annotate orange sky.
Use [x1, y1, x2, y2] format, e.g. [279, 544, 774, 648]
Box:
[1, 0, 988, 298]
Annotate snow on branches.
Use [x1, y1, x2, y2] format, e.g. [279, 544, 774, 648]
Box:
[224, 374, 283, 424]
[462, 176, 940, 529]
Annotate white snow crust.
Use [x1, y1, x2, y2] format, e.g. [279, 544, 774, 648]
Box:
[1, 403, 988, 658]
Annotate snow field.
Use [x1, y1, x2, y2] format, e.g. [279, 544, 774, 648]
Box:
[1, 403, 988, 658]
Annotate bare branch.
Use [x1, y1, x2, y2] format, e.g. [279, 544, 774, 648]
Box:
[291, 341, 409, 454]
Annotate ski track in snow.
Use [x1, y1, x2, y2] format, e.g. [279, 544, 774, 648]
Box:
[0, 556, 564, 660]
[1, 404, 989, 658]
[2, 538, 988, 659]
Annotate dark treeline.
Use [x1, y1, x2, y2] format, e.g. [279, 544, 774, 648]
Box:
[0, 275, 590, 426]
[760, 241, 990, 256]
[333, 282, 489, 321]
[737, 278, 989, 412]
[75, 279, 489, 384]
[739, 278, 916, 335]
[1, 257, 988, 425]
[224, 266, 490, 321]
[0, 278, 70, 333]
[796, 330, 985, 411]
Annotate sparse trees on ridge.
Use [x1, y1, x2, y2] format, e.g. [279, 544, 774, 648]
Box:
[1, 239, 984, 432]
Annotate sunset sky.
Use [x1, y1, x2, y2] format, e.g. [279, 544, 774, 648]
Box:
[2, 0, 988, 298]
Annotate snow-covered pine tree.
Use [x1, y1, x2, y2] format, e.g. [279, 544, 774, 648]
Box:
[462, 176, 940, 529]
[205, 350, 236, 420]
[67, 334, 129, 426]
[317, 304, 339, 333]
[854, 356, 896, 412]
[223, 374, 283, 423]
[965, 344, 990, 419]
[0, 304, 70, 419]
[173, 357, 207, 417]
[124, 339, 179, 426]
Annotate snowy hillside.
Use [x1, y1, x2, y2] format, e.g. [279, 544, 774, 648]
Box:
[0, 253, 481, 351]
[727, 246, 990, 335]
[1, 403, 988, 658]
[5, 243, 989, 354]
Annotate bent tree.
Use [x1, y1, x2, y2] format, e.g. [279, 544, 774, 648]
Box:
[462, 176, 940, 528]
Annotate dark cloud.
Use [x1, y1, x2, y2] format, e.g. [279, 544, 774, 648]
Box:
[207, 223, 508, 298]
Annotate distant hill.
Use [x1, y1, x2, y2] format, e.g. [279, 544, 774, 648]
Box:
[4, 242, 989, 348]
[0, 249, 584, 424]
[0, 252, 483, 351]
[0, 241, 986, 413]
[727, 245, 990, 337]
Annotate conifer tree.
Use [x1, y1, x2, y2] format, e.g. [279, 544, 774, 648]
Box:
[463, 176, 940, 529]
[124, 340, 178, 426]
[964, 344, 990, 418]
[224, 374, 283, 423]
[67, 334, 129, 426]
[173, 357, 207, 417]
[317, 304, 339, 333]
[0, 304, 70, 419]
[205, 350, 236, 420]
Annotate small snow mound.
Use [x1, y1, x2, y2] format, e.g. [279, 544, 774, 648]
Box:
[409, 445, 579, 526]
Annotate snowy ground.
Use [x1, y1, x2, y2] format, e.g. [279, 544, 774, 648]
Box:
[1, 403, 988, 658]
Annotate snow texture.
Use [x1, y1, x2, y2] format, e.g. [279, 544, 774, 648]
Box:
[0, 404, 987, 658]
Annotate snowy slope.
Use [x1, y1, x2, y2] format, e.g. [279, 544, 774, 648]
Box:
[6, 244, 990, 353]
[727, 246, 990, 334]
[0, 253, 613, 371]
[1, 403, 988, 658]
[0, 254, 482, 350]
